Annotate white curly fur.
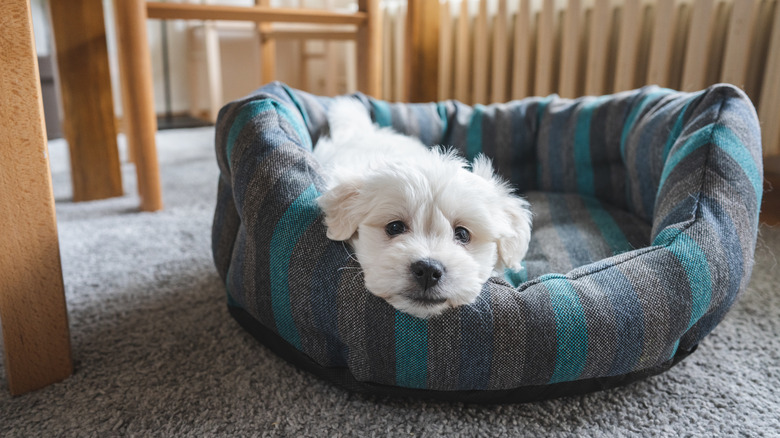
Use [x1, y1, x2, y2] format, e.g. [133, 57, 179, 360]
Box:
[314, 98, 532, 318]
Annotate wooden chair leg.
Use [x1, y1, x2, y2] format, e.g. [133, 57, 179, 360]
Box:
[49, 0, 124, 202]
[0, 0, 73, 396]
[357, 0, 383, 99]
[204, 20, 224, 124]
[114, 0, 163, 212]
[257, 0, 276, 84]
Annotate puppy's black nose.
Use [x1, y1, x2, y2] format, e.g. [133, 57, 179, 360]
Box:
[410, 259, 445, 290]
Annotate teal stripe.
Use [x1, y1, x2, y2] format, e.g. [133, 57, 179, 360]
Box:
[662, 93, 701, 161]
[270, 184, 321, 350]
[652, 227, 680, 246]
[503, 261, 528, 287]
[226, 292, 241, 309]
[275, 101, 313, 151]
[226, 100, 275, 164]
[582, 197, 633, 255]
[225, 264, 241, 308]
[670, 339, 681, 360]
[544, 276, 589, 384]
[657, 124, 714, 196]
[653, 228, 713, 330]
[621, 89, 672, 162]
[395, 311, 428, 389]
[669, 232, 713, 329]
[657, 124, 761, 204]
[437, 102, 449, 140]
[574, 97, 604, 196]
[226, 99, 312, 165]
[371, 100, 392, 127]
[466, 104, 485, 161]
[282, 84, 311, 128]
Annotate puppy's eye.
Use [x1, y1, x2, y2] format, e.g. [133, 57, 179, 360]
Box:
[385, 221, 407, 237]
[454, 226, 471, 244]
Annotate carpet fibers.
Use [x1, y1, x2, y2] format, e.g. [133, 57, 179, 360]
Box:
[2, 128, 778, 437]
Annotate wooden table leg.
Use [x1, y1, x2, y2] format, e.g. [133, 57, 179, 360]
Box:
[0, 0, 73, 396]
[49, 0, 124, 202]
[114, 0, 164, 212]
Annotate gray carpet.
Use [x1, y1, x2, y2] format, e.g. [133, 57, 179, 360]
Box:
[2, 127, 779, 437]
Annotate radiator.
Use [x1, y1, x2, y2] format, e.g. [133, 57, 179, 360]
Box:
[382, 0, 780, 157]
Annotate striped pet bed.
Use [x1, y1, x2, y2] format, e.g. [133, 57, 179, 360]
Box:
[212, 82, 762, 403]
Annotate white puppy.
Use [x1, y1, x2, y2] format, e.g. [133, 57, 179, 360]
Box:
[314, 98, 531, 318]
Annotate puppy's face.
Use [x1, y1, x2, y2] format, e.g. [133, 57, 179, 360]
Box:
[318, 152, 531, 319]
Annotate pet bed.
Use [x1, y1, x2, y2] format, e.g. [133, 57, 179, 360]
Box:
[212, 82, 762, 403]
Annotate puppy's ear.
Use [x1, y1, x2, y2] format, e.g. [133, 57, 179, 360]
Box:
[471, 154, 497, 181]
[472, 154, 533, 270]
[495, 196, 533, 271]
[317, 175, 364, 241]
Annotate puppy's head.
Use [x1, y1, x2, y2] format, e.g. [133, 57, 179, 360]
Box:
[318, 150, 532, 318]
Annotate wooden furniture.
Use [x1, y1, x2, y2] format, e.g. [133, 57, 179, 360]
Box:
[187, 0, 362, 123]
[114, 0, 163, 212]
[114, 0, 382, 212]
[0, 0, 73, 396]
[49, 0, 124, 203]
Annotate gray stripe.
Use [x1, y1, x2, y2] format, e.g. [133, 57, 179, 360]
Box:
[426, 309, 462, 389]
[535, 102, 555, 191]
[362, 294, 397, 385]
[288, 217, 332, 364]
[623, 249, 690, 370]
[290, 89, 330, 145]
[651, 150, 709, 237]
[603, 202, 652, 250]
[448, 103, 476, 157]
[523, 192, 575, 274]
[592, 99, 630, 210]
[228, 224, 248, 308]
[575, 275, 618, 380]
[478, 104, 499, 163]
[337, 256, 372, 382]
[559, 103, 580, 192]
[565, 194, 614, 261]
[486, 279, 530, 390]
[513, 282, 558, 384]
[488, 103, 515, 182]
[212, 178, 240, 281]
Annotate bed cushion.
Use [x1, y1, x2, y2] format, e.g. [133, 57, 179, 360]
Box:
[212, 82, 762, 402]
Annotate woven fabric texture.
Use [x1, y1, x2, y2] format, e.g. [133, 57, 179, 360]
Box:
[212, 82, 762, 392]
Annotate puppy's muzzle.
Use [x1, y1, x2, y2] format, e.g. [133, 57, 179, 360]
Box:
[410, 259, 445, 293]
